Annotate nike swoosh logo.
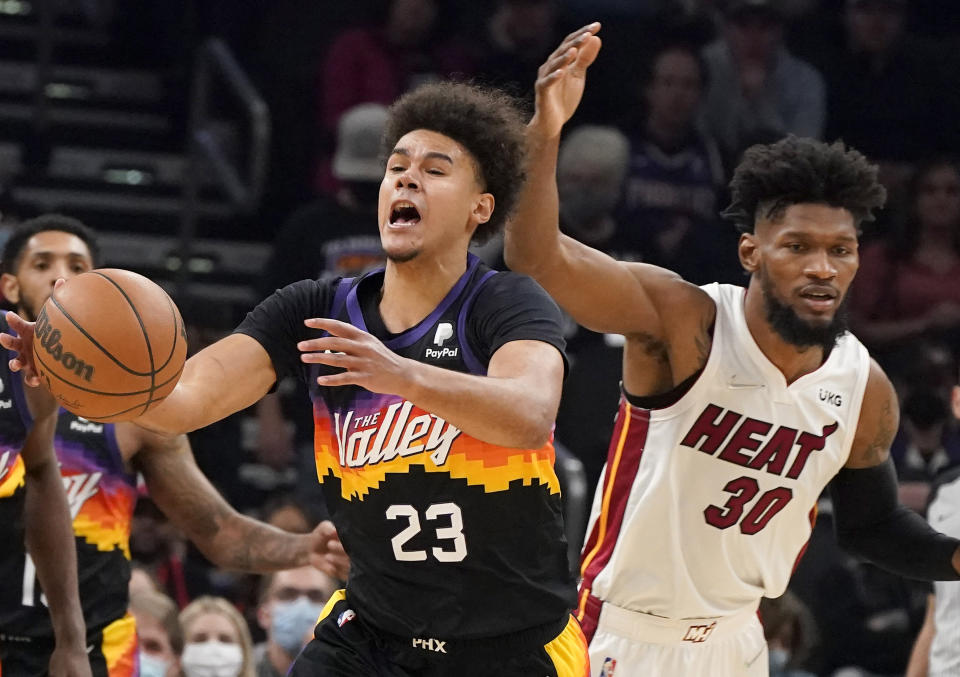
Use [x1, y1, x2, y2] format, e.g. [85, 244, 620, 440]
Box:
[86, 644, 95, 654]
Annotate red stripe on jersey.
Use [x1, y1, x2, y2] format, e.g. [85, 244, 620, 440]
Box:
[791, 503, 818, 574]
[577, 400, 650, 628]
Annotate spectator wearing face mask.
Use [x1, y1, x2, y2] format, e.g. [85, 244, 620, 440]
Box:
[253, 567, 338, 677]
[180, 596, 255, 677]
[129, 589, 183, 677]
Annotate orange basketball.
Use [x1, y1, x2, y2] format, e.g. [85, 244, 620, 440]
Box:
[32, 268, 187, 422]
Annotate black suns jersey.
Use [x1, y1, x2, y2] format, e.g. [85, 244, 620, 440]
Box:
[0, 315, 38, 630]
[3, 412, 137, 637]
[237, 254, 576, 639]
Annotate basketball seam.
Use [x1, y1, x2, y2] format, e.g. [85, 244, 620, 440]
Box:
[49, 291, 154, 377]
[36, 348, 183, 398]
[89, 271, 157, 415]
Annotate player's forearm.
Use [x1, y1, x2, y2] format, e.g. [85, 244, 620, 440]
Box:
[503, 126, 563, 277]
[138, 335, 275, 434]
[200, 514, 311, 572]
[24, 460, 86, 647]
[403, 361, 557, 449]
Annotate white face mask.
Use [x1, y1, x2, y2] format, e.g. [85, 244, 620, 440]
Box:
[181, 640, 244, 677]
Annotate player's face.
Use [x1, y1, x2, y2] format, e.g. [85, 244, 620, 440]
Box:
[742, 203, 859, 346]
[1, 230, 94, 321]
[378, 129, 493, 263]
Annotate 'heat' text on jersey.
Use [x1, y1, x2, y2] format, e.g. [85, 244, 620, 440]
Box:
[334, 402, 462, 469]
[681, 404, 838, 479]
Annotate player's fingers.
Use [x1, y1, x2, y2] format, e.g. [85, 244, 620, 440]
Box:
[571, 35, 602, 73]
[0, 332, 20, 350]
[541, 48, 576, 78]
[535, 69, 565, 93]
[300, 350, 349, 366]
[297, 336, 355, 354]
[315, 371, 360, 387]
[542, 22, 600, 68]
[304, 317, 364, 338]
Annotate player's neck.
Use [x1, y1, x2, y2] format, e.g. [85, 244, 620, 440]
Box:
[743, 285, 826, 385]
[379, 252, 468, 334]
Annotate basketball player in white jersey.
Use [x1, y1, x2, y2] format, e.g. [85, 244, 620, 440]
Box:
[505, 24, 960, 676]
[906, 370, 960, 677]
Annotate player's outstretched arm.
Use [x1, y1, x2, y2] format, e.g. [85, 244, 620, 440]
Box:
[20, 408, 92, 677]
[134, 426, 349, 580]
[503, 24, 689, 337]
[301, 319, 563, 449]
[135, 333, 277, 434]
[830, 360, 960, 580]
[1, 310, 276, 434]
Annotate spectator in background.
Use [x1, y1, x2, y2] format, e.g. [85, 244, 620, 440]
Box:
[472, 0, 563, 99]
[617, 41, 735, 284]
[701, 0, 825, 166]
[759, 591, 818, 677]
[815, 0, 945, 196]
[129, 589, 183, 677]
[253, 567, 339, 677]
[258, 104, 389, 493]
[906, 368, 960, 677]
[315, 0, 474, 192]
[850, 158, 960, 380]
[180, 596, 256, 677]
[263, 103, 387, 294]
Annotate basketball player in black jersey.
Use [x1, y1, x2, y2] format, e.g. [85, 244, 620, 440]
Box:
[0, 215, 348, 677]
[1, 28, 605, 676]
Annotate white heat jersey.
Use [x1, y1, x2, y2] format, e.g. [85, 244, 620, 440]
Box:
[578, 283, 871, 621]
[927, 469, 960, 677]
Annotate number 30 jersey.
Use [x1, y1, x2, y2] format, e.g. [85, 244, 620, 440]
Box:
[237, 255, 576, 639]
[579, 283, 871, 620]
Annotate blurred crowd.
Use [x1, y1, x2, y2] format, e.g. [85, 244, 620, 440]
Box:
[29, 1, 960, 676]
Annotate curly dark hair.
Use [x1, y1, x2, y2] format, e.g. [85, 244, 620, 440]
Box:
[2, 213, 100, 274]
[722, 136, 887, 234]
[382, 81, 528, 244]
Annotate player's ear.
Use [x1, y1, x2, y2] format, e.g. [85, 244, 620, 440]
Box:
[738, 233, 760, 273]
[952, 385, 960, 420]
[472, 193, 494, 226]
[0, 273, 20, 305]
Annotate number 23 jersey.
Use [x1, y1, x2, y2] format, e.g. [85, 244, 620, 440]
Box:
[237, 255, 576, 639]
[579, 282, 871, 620]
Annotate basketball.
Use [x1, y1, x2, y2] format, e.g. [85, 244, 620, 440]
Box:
[32, 269, 188, 422]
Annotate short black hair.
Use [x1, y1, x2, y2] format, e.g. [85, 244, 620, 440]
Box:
[722, 136, 887, 234]
[382, 81, 527, 244]
[2, 214, 100, 274]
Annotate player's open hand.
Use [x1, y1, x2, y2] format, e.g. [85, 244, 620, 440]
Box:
[1, 310, 42, 386]
[531, 22, 602, 139]
[308, 520, 350, 581]
[299, 318, 412, 395]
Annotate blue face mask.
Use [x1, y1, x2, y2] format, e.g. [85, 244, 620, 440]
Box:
[139, 651, 170, 677]
[271, 596, 324, 656]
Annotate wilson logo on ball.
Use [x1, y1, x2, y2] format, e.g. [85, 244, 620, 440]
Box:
[34, 306, 95, 382]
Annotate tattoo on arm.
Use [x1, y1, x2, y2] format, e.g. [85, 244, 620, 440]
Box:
[694, 313, 713, 368]
[137, 434, 308, 571]
[861, 393, 896, 466]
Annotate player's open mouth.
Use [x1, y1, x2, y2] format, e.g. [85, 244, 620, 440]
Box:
[798, 285, 837, 311]
[389, 201, 421, 227]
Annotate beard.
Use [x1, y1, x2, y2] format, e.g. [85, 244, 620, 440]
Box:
[761, 272, 849, 351]
[17, 292, 43, 322]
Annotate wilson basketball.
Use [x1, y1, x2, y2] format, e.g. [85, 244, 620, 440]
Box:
[32, 269, 187, 422]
